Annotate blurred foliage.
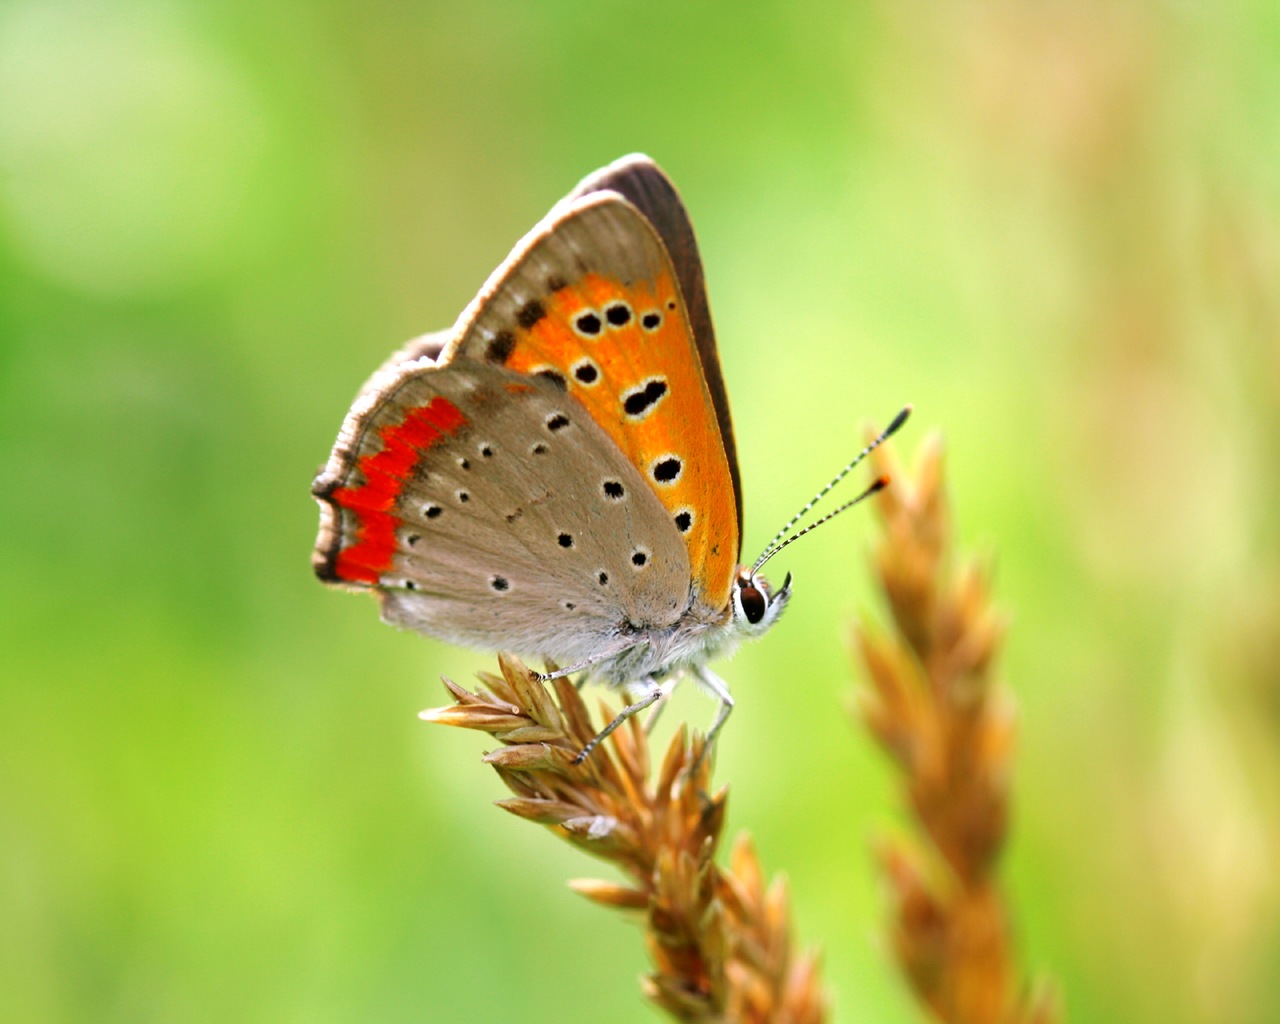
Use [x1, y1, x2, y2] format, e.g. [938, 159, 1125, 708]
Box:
[1, 1, 1277, 1022]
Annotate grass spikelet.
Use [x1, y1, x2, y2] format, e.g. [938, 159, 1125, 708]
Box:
[854, 433, 1064, 1024]
[422, 654, 828, 1023]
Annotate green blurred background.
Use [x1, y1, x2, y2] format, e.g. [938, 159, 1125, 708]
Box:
[2, 1, 1277, 1021]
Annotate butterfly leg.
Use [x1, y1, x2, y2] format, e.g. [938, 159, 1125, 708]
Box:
[691, 665, 735, 774]
[642, 671, 685, 733]
[572, 681, 669, 765]
[537, 641, 644, 683]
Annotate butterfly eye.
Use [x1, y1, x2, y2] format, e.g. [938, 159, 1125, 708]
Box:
[739, 584, 767, 625]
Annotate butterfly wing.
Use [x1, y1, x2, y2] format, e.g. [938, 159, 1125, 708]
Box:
[313, 358, 691, 666]
[567, 155, 742, 544]
[445, 190, 740, 613]
[349, 329, 450, 407]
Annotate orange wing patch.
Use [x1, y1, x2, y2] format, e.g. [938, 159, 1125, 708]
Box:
[504, 271, 737, 612]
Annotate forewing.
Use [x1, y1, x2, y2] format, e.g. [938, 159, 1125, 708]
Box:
[568, 154, 741, 541]
[444, 191, 739, 612]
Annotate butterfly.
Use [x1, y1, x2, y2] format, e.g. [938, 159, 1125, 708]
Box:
[312, 155, 906, 759]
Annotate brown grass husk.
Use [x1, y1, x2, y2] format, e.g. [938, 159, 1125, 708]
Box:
[854, 433, 1062, 1024]
[422, 657, 827, 1024]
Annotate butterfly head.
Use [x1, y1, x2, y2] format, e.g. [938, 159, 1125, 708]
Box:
[730, 566, 792, 639]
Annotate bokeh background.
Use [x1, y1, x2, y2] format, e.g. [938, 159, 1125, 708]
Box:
[2, 1, 1277, 1021]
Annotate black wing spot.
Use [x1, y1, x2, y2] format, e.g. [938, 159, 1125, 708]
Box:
[558, 532, 573, 548]
[651, 456, 682, 484]
[622, 377, 669, 419]
[479, 444, 494, 458]
[545, 413, 570, 432]
[424, 504, 442, 519]
[631, 548, 649, 568]
[574, 311, 603, 337]
[404, 579, 418, 590]
[605, 302, 632, 327]
[535, 367, 567, 391]
[407, 533, 421, 546]
[516, 298, 546, 329]
[563, 601, 576, 611]
[485, 330, 516, 363]
[457, 457, 470, 470]
[490, 575, 509, 592]
[666, 300, 676, 310]
[546, 275, 568, 292]
[602, 480, 624, 500]
[641, 311, 662, 331]
[598, 571, 609, 585]
[572, 359, 600, 385]
[531, 442, 548, 455]
[456, 490, 470, 503]
[674, 511, 693, 533]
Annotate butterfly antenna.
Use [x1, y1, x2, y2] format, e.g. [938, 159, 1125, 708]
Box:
[753, 476, 890, 572]
[752, 405, 911, 574]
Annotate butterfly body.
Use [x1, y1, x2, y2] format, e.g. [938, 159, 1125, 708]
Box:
[314, 156, 790, 733]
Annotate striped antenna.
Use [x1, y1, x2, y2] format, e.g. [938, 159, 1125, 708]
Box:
[752, 405, 911, 574]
